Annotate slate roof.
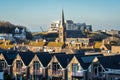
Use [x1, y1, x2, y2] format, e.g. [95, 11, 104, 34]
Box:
[19, 53, 35, 66]
[55, 54, 74, 68]
[37, 53, 52, 67]
[76, 49, 101, 55]
[76, 54, 103, 70]
[66, 30, 86, 38]
[2, 52, 17, 65]
[97, 55, 120, 69]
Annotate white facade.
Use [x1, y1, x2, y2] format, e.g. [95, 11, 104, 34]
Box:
[48, 21, 60, 33]
[0, 33, 14, 41]
[14, 28, 26, 40]
[48, 20, 92, 33]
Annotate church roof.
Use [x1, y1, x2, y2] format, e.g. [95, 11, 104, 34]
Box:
[66, 30, 86, 38]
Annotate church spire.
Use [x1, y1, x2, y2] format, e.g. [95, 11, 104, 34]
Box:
[59, 9, 66, 42]
[60, 9, 65, 28]
[60, 9, 65, 27]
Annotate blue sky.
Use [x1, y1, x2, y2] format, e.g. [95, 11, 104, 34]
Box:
[0, 0, 120, 32]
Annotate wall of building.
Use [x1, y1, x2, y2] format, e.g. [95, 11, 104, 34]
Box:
[111, 46, 120, 53]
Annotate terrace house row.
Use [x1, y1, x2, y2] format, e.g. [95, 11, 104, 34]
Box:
[0, 51, 120, 80]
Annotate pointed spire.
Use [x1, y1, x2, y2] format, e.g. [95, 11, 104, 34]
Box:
[61, 9, 65, 27]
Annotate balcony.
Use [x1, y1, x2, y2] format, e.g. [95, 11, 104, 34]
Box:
[93, 73, 105, 79]
[72, 71, 84, 77]
[33, 69, 42, 75]
[52, 70, 63, 77]
[16, 68, 26, 74]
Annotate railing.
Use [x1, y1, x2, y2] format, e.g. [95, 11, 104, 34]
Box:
[72, 71, 84, 77]
[93, 73, 105, 78]
[33, 69, 42, 75]
[16, 68, 26, 73]
[52, 70, 63, 77]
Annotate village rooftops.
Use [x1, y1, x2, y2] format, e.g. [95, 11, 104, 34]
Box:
[28, 41, 45, 47]
[47, 42, 64, 47]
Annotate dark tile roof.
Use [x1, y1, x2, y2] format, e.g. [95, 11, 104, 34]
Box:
[0, 48, 7, 53]
[2, 52, 17, 65]
[37, 53, 52, 67]
[76, 54, 103, 70]
[55, 54, 74, 68]
[66, 30, 86, 38]
[97, 55, 120, 69]
[51, 52, 66, 56]
[19, 53, 35, 66]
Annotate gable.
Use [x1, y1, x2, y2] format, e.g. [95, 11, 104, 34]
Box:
[52, 56, 63, 68]
[68, 56, 83, 70]
[0, 54, 5, 60]
[0, 54, 8, 65]
[12, 54, 25, 67]
[29, 55, 43, 67]
[68, 56, 79, 66]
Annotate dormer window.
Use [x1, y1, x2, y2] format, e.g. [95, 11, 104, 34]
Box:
[72, 64, 79, 72]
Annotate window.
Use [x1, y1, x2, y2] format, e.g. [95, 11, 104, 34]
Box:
[72, 64, 79, 72]
[16, 60, 23, 69]
[52, 62, 61, 75]
[52, 62, 60, 71]
[33, 61, 40, 70]
[0, 60, 6, 70]
[94, 65, 103, 76]
[94, 67, 97, 76]
[98, 66, 102, 72]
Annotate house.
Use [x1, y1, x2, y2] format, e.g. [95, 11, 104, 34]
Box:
[12, 53, 34, 80]
[111, 46, 120, 53]
[45, 42, 65, 53]
[28, 40, 46, 52]
[48, 53, 73, 80]
[0, 53, 8, 72]
[13, 27, 26, 40]
[0, 33, 13, 41]
[102, 36, 120, 45]
[0, 52, 17, 79]
[100, 44, 111, 53]
[92, 55, 120, 80]
[67, 55, 85, 80]
[0, 40, 14, 50]
[29, 53, 52, 80]
[67, 54, 101, 80]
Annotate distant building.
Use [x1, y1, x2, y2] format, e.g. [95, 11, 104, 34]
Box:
[0, 33, 13, 41]
[111, 46, 120, 53]
[13, 27, 26, 40]
[106, 30, 120, 37]
[48, 21, 60, 33]
[48, 20, 92, 33]
[57, 10, 93, 49]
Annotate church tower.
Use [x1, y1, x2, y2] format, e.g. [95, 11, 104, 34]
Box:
[59, 10, 66, 42]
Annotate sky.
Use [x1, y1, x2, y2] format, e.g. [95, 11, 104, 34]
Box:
[0, 0, 120, 32]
